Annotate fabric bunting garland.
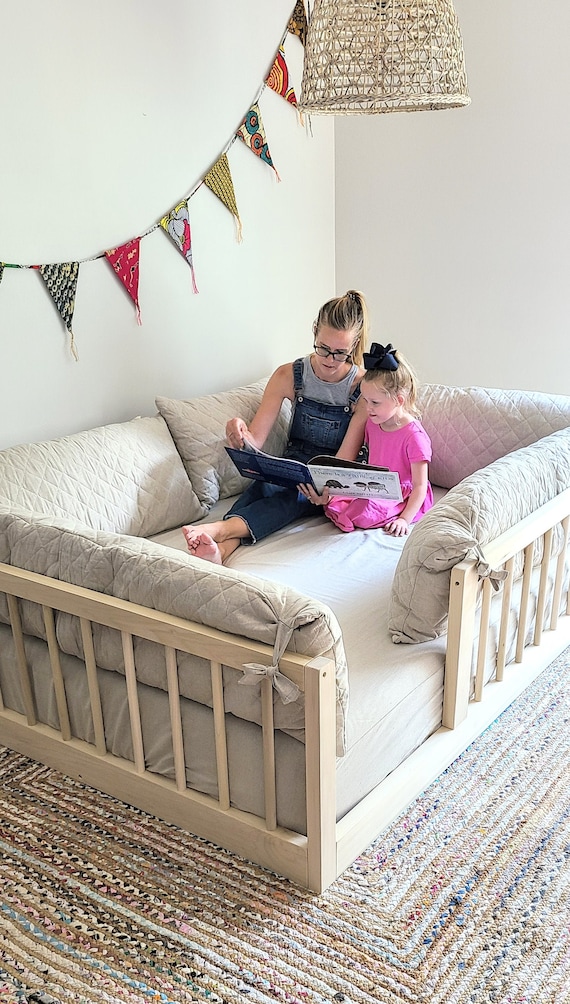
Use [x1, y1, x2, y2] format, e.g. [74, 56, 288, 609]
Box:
[160, 202, 199, 293]
[38, 262, 80, 361]
[203, 153, 243, 242]
[0, 5, 306, 357]
[288, 0, 308, 45]
[236, 104, 280, 180]
[105, 238, 142, 323]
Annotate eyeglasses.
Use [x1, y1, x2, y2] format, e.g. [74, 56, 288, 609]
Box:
[313, 342, 352, 362]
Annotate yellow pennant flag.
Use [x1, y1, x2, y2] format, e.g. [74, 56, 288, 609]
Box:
[203, 153, 243, 242]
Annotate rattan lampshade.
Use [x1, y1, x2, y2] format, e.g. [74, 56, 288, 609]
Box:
[299, 0, 470, 114]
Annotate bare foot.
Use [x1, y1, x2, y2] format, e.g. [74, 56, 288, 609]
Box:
[185, 531, 223, 565]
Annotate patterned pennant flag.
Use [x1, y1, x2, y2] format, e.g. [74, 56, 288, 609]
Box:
[266, 45, 298, 107]
[236, 104, 280, 180]
[160, 201, 198, 293]
[203, 153, 243, 242]
[105, 238, 142, 324]
[288, 0, 308, 45]
[0, 264, 4, 284]
[39, 262, 80, 360]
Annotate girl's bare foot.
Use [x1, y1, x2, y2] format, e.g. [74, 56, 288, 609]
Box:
[185, 531, 223, 565]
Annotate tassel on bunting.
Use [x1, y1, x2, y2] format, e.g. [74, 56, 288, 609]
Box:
[38, 262, 80, 361]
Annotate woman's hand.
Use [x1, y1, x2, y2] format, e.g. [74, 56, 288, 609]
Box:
[297, 483, 330, 506]
[383, 516, 410, 536]
[226, 417, 249, 449]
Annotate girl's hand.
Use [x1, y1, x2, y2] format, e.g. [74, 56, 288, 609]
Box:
[226, 417, 249, 448]
[383, 516, 410, 536]
[297, 483, 330, 506]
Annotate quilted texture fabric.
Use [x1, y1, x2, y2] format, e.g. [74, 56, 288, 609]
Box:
[156, 380, 292, 511]
[417, 384, 570, 489]
[389, 427, 570, 644]
[0, 415, 203, 536]
[0, 510, 349, 755]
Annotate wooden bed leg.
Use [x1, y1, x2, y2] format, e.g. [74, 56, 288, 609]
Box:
[303, 656, 338, 893]
[443, 560, 479, 729]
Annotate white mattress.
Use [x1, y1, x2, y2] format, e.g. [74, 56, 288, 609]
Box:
[153, 492, 448, 817]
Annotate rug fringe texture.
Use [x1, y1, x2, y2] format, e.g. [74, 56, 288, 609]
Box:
[1, 647, 570, 1003]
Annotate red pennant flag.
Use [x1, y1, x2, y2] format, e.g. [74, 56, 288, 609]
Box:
[160, 201, 199, 292]
[38, 262, 80, 361]
[237, 104, 280, 180]
[105, 238, 142, 324]
[266, 45, 298, 107]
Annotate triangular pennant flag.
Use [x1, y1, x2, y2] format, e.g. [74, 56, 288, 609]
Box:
[0, 264, 4, 284]
[160, 201, 199, 293]
[266, 45, 298, 107]
[203, 153, 243, 242]
[105, 238, 142, 324]
[288, 0, 308, 45]
[236, 104, 280, 180]
[39, 262, 80, 361]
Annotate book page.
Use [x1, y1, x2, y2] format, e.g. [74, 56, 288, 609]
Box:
[308, 463, 403, 501]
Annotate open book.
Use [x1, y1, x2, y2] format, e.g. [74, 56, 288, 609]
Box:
[225, 441, 403, 501]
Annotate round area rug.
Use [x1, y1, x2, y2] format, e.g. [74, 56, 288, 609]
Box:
[1, 646, 570, 1004]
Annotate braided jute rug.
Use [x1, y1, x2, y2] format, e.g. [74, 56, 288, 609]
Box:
[1, 649, 570, 1004]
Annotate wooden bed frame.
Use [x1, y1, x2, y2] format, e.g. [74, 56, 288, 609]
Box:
[1, 487, 569, 893]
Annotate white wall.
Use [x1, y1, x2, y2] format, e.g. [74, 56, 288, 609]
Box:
[335, 0, 570, 394]
[0, 1, 335, 449]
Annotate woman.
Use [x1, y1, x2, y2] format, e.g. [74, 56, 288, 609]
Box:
[182, 290, 370, 563]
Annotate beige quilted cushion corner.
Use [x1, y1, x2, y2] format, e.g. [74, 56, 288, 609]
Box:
[0, 415, 203, 536]
[389, 427, 570, 644]
[417, 384, 570, 489]
[156, 380, 292, 509]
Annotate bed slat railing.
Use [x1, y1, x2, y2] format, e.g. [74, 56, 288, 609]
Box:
[551, 516, 570, 631]
[165, 644, 186, 791]
[261, 677, 278, 830]
[80, 617, 106, 756]
[121, 630, 146, 773]
[534, 528, 554, 647]
[447, 487, 570, 725]
[7, 594, 36, 726]
[211, 660, 231, 811]
[0, 561, 336, 891]
[515, 542, 535, 664]
[43, 604, 72, 741]
[496, 555, 515, 681]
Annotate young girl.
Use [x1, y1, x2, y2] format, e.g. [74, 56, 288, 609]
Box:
[182, 290, 370, 563]
[314, 342, 433, 536]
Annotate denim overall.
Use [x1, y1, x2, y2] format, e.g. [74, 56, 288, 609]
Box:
[225, 359, 360, 543]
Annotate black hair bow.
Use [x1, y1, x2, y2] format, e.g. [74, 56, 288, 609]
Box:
[363, 342, 399, 371]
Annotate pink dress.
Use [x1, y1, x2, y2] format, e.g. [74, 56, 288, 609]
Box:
[325, 419, 434, 532]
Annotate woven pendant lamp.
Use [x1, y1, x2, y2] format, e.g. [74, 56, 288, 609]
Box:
[299, 0, 470, 114]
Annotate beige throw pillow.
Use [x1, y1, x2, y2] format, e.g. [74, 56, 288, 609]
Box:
[156, 379, 291, 510]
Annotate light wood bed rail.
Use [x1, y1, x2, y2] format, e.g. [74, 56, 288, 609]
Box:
[1, 487, 569, 893]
